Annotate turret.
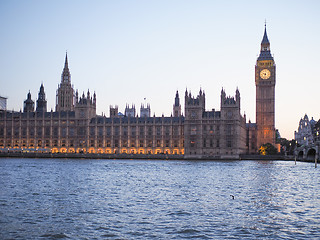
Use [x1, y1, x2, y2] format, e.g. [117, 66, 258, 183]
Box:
[110, 105, 118, 118]
[75, 89, 96, 119]
[36, 84, 47, 112]
[140, 103, 150, 117]
[173, 90, 181, 117]
[23, 91, 34, 112]
[125, 104, 136, 117]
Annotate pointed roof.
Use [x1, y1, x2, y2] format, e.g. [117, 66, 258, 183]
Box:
[64, 52, 69, 70]
[257, 24, 273, 61]
[61, 52, 71, 83]
[261, 25, 270, 44]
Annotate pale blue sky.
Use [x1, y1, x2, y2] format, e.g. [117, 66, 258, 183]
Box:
[1, 0, 319, 139]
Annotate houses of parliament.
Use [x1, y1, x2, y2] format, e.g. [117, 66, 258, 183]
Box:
[0, 26, 276, 159]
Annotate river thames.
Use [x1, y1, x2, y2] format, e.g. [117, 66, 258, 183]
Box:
[0, 158, 319, 239]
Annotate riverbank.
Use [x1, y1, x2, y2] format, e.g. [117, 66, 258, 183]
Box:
[0, 152, 295, 160]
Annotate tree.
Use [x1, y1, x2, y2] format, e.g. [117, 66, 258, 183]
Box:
[259, 143, 277, 155]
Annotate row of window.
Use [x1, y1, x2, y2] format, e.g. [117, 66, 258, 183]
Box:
[1, 139, 183, 148]
[0, 126, 183, 137]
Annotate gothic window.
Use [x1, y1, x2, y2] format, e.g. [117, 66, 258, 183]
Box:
[191, 127, 196, 135]
[139, 140, 144, 147]
[61, 128, 67, 137]
[15, 128, 20, 137]
[210, 139, 213, 148]
[157, 140, 161, 147]
[114, 127, 119, 136]
[78, 127, 85, 136]
[123, 127, 128, 136]
[139, 126, 144, 135]
[227, 125, 232, 135]
[69, 127, 74, 137]
[203, 139, 206, 148]
[106, 127, 111, 136]
[173, 127, 178, 136]
[98, 127, 103, 136]
[90, 127, 95, 136]
[29, 128, 34, 137]
[7, 128, 11, 136]
[166, 140, 170, 147]
[156, 127, 161, 136]
[165, 126, 170, 136]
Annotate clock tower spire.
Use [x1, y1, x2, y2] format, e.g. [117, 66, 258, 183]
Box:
[255, 24, 276, 150]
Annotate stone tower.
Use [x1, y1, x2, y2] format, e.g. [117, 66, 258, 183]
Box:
[75, 90, 96, 119]
[23, 91, 34, 112]
[56, 53, 74, 111]
[140, 104, 151, 117]
[36, 83, 47, 112]
[255, 24, 276, 148]
[184, 89, 205, 156]
[173, 91, 181, 117]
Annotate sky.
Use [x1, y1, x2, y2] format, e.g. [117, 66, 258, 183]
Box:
[0, 0, 319, 140]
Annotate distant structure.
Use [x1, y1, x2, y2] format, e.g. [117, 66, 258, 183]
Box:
[0, 96, 7, 110]
[295, 114, 316, 146]
[0, 25, 278, 158]
[295, 115, 320, 161]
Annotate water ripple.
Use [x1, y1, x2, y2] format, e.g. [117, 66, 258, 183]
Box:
[1, 159, 320, 239]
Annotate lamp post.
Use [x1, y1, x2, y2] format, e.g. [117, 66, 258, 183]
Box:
[294, 140, 297, 165]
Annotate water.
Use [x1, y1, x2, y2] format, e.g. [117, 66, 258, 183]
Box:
[0, 158, 319, 240]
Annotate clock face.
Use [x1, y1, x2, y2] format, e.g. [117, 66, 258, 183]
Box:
[260, 69, 271, 79]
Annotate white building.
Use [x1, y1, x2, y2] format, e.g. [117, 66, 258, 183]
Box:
[0, 96, 7, 110]
[294, 114, 315, 146]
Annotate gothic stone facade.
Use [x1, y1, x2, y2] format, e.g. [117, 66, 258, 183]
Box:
[184, 89, 247, 159]
[0, 26, 277, 158]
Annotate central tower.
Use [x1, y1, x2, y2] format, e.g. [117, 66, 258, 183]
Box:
[56, 53, 74, 111]
[255, 25, 276, 148]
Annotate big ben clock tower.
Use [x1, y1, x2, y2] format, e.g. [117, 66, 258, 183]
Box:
[255, 24, 276, 149]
